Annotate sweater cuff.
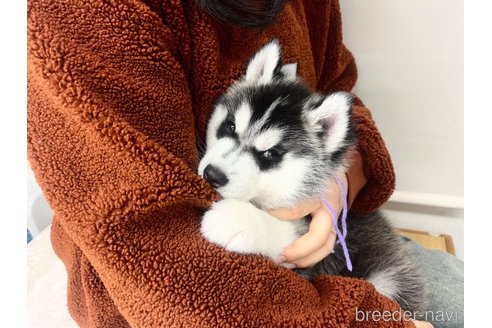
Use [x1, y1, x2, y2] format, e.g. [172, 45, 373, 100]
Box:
[345, 150, 370, 209]
[349, 104, 396, 214]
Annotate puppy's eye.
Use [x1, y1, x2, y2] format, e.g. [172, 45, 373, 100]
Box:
[255, 147, 284, 170]
[225, 121, 235, 135]
[217, 117, 237, 140]
[261, 149, 279, 160]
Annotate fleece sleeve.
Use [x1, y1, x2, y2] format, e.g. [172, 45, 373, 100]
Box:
[28, 0, 411, 327]
[316, 0, 396, 214]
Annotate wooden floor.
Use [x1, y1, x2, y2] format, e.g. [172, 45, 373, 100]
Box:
[397, 228, 456, 256]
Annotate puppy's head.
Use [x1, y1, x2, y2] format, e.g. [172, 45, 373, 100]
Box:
[199, 40, 355, 209]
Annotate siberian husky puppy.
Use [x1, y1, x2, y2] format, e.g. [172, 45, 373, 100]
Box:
[198, 40, 426, 313]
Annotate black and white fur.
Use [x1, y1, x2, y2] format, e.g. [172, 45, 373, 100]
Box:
[198, 40, 426, 313]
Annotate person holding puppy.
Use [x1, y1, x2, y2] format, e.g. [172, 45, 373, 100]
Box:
[28, 0, 461, 327]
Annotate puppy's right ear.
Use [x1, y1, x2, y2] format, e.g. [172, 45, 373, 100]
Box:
[304, 92, 355, 154]
[245, 39, 282, 85]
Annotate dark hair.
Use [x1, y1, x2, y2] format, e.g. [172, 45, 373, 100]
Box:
[194, 0, 289, 29]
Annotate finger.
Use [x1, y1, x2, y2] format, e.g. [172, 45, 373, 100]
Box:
[291, 228, 337, 268]
[268, 198, 321, 221]
[281, 207, 333, 262]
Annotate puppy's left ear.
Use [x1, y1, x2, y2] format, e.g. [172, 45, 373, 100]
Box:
[304, 92, 355, 153]
[245, 39, 282, 84]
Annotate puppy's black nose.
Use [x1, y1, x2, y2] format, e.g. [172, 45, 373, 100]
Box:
[203, 165, 228, 188]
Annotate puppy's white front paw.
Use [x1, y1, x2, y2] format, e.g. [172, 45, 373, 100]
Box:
[201, 199, 266, 255]
[201, 199, 299, 259]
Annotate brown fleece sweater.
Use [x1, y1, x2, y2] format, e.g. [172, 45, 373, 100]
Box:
[28, 0, 404, 326]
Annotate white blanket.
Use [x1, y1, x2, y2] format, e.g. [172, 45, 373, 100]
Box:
[27, 226, 78, 328]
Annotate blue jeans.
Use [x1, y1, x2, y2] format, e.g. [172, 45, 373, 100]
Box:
[402, 238, 464, 328]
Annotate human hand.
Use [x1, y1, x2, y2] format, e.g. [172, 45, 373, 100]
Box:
[268, 169, 347, 268]
[411, 320, 433, 328]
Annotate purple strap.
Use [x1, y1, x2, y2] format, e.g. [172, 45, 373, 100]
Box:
[334, 176, 349, 240]
[319, 177, 352, 272]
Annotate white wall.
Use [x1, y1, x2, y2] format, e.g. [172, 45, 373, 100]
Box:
[339, 0, 464, 259]
[28, 165, 53, 239]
